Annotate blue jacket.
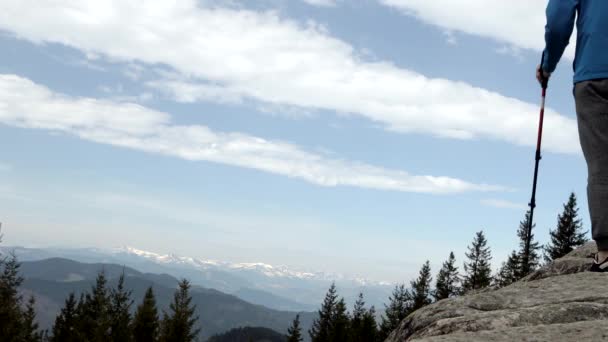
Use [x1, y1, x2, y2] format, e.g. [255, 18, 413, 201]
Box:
[543, 0, 608, 83]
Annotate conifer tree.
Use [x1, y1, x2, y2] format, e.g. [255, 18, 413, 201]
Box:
[22, 296, 42, 342]
[361, 306, 378, 342]
[517, 211, 541, 277]
[110, 273, 133, 342]
[410, 261, 433, 311]
[79, 271, 112, 342]
[494, 251, 520, 288]
[544, 193, 588, 262]
[0, 251, 25, 341]
[0, 232, 41, 341]
[350, 293, 378, 342]
[133, 287, 160, 342]
[330, 298, 350, 342]
[75, 293, 86, 323]
[309, 283, 337, 342]
[434, 252, 460, 301]
[51, 293, 82, 342]
[378, 284, 411, 340]
[160, 279, 200, 342]
[350, 293, 366, 340]
[287, 314, 303, 342]
[462, 231, 493, 293]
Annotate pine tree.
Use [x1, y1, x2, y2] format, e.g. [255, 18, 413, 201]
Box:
[22, 296, 42, 342]
[494, 251, 520, 288]
[0, 251, 25, 341]
[286, 314, 303, 342]
[410, 261, 433, 311]
[545, 193, 588, 262]
[350, 293, 378, 342]
[330, 298, 350, 342]
[361, 306, 378, 342]
[160, 279, 200, 342]
[378, 284, 411, 340]
[133, 287, 160, 342]
[434, 252, 460, 301]
[309, 283, 338, 342]
[462, 231, 493, 293]
[79, 271, 112, 342]
[51, 293, 82, 342]
[517, 211, 541, 277]
[110, 273, 133, 342]
[350, 293, 366, 340]
[0, 234, 41, 342]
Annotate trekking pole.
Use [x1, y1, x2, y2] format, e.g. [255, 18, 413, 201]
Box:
[524, 54, 548, 273]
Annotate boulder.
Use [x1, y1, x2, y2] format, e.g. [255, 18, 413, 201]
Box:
[386, 242, 608, 342]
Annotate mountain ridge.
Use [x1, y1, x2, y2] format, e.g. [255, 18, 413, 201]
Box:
[2, 245, 394, 312]
[16, 257, 316, 341]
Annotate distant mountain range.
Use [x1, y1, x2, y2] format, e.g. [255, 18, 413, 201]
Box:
[207, 327, 287, 342]
[3, 246, 394, 313]
[16, 257, 315, 341]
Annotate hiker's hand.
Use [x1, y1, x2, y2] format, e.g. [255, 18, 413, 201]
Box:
[536, 65, 551, 85]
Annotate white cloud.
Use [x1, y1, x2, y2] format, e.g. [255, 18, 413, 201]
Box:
[147, 80, 244, 105]
[481, 198, 527, 210]
[0, 74, 503, 194]
[0, 75, 167, 135]
[442, 30, 457, 46]
[0, 1, 580, 154]
[302, 0, 338, 7]
[496, 45, 525, 63]
[379, 0, 575, 59]
[0, 163, 11, 172]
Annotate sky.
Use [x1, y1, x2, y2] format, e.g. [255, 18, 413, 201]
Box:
[0, 0, 588, 283]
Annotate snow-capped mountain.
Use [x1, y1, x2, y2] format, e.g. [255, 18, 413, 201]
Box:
[115, 246, 351, 282]
[2, 245, 394, 312]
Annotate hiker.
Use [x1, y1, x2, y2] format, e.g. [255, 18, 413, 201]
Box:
[539, 0, 608, 272]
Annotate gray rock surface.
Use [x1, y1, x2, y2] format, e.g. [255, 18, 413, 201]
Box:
[386, 242, 608, 342]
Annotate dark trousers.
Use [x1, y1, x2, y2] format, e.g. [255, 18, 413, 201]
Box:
[576, 79, 608, 251]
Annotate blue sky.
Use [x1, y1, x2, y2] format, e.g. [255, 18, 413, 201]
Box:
[0, 0, 587, 282]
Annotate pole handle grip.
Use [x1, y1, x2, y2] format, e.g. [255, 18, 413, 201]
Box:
[540, 52, 549, 89]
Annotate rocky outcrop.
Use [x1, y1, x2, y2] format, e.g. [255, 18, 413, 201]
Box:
[386, 242, 608, 342]
[521, 241, 596, 282]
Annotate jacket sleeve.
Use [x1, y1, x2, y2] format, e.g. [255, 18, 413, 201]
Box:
[542, 0, 578, 73]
